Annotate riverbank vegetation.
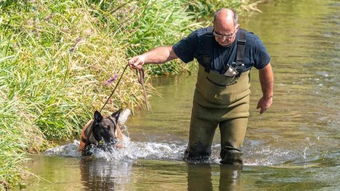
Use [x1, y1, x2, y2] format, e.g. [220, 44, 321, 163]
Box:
[0, 0, 261, 189]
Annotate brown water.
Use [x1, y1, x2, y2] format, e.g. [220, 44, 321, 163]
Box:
[25, 0, 340, 190]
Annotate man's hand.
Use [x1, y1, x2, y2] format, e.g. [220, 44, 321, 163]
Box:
[256, 96, 272, 114]
[257, 63, 274, 114]
[128, 55, 145, 70]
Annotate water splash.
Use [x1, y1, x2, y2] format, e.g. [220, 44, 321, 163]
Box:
[303, 147, 309, 160]
[44, 139, 313, 166]
[243, 145, 292, 166]
[44, 132, 329, 167]
[44, 138, 186, 162]
[44, 140, 82, 157]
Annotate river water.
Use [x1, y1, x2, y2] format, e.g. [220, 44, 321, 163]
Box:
[25, 0, 340, 190]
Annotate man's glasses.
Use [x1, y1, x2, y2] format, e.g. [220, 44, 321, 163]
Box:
[213, 29, 237, 39]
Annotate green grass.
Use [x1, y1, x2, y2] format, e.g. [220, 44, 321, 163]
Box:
[0, 0, 258, 189]
[0, 94, 44, 190]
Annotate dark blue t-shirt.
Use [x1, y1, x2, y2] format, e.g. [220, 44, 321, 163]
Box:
[173, 27, 271, 74]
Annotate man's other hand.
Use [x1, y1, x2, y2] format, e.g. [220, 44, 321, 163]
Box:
[256, 96, 272, 114]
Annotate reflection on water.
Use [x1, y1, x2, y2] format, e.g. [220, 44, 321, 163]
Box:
[27, 155, 243, 191]
[26, 0, 340, 190]
[79, 159, 133, 191]
[187, 164, 242, 191]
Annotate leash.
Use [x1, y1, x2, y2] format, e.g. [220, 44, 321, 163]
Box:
[135, 68, 151, 111]
[100, 64, 150, 112]
[100, 64, 129, 112]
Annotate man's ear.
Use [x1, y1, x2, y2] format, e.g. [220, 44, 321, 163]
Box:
[111, 109, 122, 120]
[94, 111, 103, 122]
[235, 24, 240, 30]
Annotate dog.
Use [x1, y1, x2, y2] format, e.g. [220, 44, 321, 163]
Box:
[78, 110, 125, 156]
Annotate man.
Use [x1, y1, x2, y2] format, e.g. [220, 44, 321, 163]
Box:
[128, 8, 273, 165]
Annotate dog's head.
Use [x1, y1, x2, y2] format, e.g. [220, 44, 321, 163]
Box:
[90, 109, 121, 145]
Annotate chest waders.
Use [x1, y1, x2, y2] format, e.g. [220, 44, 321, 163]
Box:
[184, 31, 250, 165]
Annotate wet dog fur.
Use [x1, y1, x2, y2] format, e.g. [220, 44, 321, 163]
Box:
[78, 110, 124, 156]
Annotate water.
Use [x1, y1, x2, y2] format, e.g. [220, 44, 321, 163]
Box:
[25, 0, 340, 190]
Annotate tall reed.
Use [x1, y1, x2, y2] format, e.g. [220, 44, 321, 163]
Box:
[0, 0, 143, 188]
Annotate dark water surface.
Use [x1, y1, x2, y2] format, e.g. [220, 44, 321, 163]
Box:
[25, 0, 340, 190]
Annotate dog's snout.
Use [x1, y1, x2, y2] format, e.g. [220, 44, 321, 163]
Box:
[103, 135, 116, 145]
[109, 137, 117, 144]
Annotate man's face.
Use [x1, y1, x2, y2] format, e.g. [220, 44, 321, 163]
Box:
[213, 22, 239, 47]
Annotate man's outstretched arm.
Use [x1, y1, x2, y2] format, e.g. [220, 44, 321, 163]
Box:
[128, 46, 178, 69]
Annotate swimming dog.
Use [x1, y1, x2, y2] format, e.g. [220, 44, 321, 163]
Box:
[78, 110, 125, 156]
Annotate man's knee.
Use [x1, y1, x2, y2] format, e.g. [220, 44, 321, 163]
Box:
[220, 146, 243, 165]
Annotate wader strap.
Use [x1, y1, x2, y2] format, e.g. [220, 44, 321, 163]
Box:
[203, 27, 214, 73]
[236, 30, 246, 65]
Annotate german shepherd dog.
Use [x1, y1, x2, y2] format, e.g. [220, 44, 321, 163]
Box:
[78, 110, 124, 156]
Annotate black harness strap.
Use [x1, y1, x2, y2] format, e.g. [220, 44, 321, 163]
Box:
[222, 29, 247, 77]
[203, 27, 214, 73]
[107, 116, 117, 131]
[236, 29, 246, 65]
[81, 137, 88, 143]
[82, 121, 95, 144]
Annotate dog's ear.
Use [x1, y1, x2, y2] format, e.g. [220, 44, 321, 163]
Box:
[94, 110, 103, 122]
[111, 109, 122, 120]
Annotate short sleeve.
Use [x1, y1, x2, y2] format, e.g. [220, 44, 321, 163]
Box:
[173, 31, 198, 63]
[253, 38, 271, 69]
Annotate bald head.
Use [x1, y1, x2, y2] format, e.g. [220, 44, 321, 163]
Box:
[212, 8, 239, 47]
[213, 8, 238, 27]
